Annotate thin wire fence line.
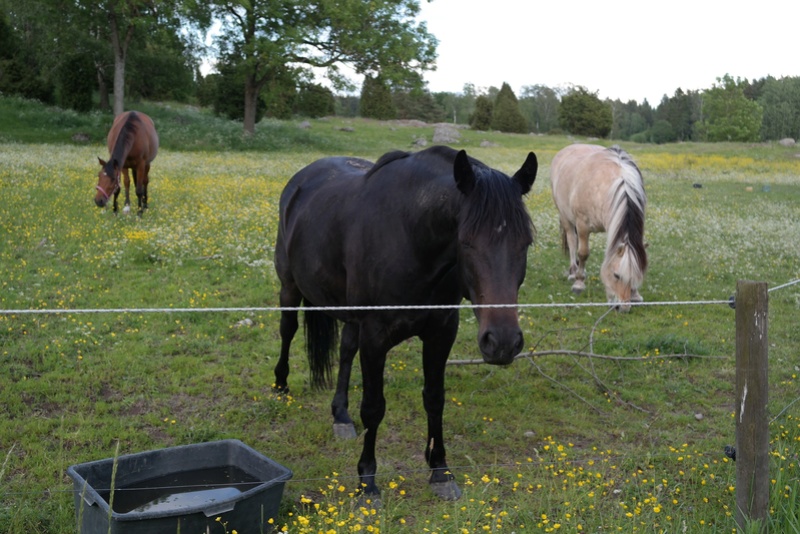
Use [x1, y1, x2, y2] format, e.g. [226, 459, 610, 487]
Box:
[0, 299, 732, 316]
[2, 278, 797, 316]
[768, 278, 800, 292]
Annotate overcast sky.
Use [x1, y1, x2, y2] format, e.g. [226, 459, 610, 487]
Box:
[416, 0, 796, 104]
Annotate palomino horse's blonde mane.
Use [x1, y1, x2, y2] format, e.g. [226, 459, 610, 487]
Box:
[602, 146, 647, 285]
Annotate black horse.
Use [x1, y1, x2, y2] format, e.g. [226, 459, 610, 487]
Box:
[274, 145, 538, 500]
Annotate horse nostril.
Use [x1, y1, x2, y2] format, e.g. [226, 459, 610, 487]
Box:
[513, 331, 524, 355]
[480, 331, 497, 355]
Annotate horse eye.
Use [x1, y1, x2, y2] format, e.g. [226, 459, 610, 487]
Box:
[614, 273, 621, 281]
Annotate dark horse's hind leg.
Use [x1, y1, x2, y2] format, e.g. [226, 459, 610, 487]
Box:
[331, 322, 358, 439]
[421, 312, 462, 500]
[274, 286, 301, 393]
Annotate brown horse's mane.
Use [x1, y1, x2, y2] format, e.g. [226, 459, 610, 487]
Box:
[107, 112, 143, 173]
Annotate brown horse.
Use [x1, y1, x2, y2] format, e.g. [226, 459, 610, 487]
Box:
[95, 111, 159, 215]
[551, 144, 647, 311]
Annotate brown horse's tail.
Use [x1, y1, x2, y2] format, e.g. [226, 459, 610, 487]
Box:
[303, 307, 338, 390]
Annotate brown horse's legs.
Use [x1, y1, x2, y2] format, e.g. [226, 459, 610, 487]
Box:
[133, 164, 148, 215]
[331, 322, 358, 439]
[122, 169, 132, 213]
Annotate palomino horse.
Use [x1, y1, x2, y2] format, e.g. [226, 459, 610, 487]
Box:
[95, 111, 158, 215]
[550, 144, 647, 311]
[274, 146, 538, 500]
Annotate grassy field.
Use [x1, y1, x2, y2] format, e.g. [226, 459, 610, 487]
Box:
[1, 98, 799, 533]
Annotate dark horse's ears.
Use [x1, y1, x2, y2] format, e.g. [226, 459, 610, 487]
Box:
[98, 157, 107, 167]
[453, 149, 476, 196]
[512, 152, 538, 195]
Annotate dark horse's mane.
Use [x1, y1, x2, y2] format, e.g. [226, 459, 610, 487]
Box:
[366, 147, 534, 244]
[105, 112, 142, 175]
[461, 162, 535, 244]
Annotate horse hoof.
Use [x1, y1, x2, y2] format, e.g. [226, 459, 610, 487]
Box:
[631, 292, 643, 303]
[571, 282, 585, 295]
[333, 423, 357, 440]
[356, 494, 381, 509]
[430, 480, 462, 501]
[123, 205, 130, 214]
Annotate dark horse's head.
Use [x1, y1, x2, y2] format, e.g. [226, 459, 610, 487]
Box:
[95, 157, 119, 207]
[453, 150, 538, 365]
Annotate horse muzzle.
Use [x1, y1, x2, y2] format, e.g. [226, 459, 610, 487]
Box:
[478, 326, 524, 365]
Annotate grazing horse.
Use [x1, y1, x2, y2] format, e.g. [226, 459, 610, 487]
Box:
[95, 111, 158, 215]
[274, 145, 538, 500]
[550, 143, 647, 311]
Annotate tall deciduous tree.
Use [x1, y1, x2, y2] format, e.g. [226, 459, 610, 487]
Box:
[201, 0, 436, 134]
[519, 84, 561, 134]
[701, 74, 763, 142]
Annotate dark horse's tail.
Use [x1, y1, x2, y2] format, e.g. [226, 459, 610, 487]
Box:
[304, 307, 339, 389]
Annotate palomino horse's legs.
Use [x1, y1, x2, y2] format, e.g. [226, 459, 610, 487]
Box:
[561, 218, 579, 282]
[421, 311, 461, 500]
[571, 222, 591, 295]
[331, 322, 358, 439]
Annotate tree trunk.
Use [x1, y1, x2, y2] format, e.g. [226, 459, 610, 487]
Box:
[243, 74, 258, 135]
[96, 66, 110, 111]
[108, 10, 135, 116]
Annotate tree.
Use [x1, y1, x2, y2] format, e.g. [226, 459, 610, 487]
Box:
[200, 0, 436, 134]
[360, 74, 396, 120]
[559, 86, 612, 137]
[519, 84, 561, 134]
[758, 76, 800, 140]
[490, 82, 526, 133]
[656, 88, 700, 141]
[701, 74, 763, 142]
[296, 83, 335, 118]
[610, 99, 649, 140]
[469, 95, 493, 130]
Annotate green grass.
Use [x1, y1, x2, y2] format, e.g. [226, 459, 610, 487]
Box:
[1, 97, 799, 533]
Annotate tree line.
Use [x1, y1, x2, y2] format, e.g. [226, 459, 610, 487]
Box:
[2, 0, 798, 143]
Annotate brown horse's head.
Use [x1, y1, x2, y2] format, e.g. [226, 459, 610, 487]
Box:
[95, 157, 119, 207]
[453, 150, 538, 365]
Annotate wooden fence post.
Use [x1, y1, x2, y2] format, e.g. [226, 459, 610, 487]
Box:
[734, 280, 769, 531]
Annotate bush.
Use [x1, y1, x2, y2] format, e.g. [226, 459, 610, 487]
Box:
[470, 95, 493, 130]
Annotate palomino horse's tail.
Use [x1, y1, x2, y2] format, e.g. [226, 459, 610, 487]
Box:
[303, 307, 339, 389]
[605, 147, 648, 276]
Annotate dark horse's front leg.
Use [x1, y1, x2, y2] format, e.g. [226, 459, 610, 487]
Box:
[355, 323, 388, 498]
[331, 322, 358, 439]
[421, 311, 462, 500]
